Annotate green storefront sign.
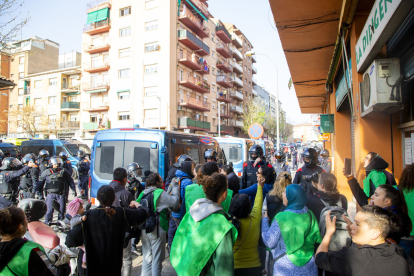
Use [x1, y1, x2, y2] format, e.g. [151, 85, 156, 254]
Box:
[320, 114, 334, 133]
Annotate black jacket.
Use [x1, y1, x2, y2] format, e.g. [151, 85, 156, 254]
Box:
[227, 172, 240, 196]
[109, 180, 134, 208]
[316, 243, 409, 276]
[306, 191, 348, 222]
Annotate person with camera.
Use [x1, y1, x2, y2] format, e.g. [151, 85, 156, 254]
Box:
[293, 148, 324, 194]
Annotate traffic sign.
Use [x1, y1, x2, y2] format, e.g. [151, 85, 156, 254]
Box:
[248, 123, 264, 140]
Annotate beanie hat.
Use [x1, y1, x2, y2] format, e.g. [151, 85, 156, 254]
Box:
[67, 198, 83, 217]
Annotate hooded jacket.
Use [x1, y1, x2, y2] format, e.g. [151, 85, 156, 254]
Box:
[172, 169, 193, 218]
[364, 155, 397, 197]
[316, 243, 409, 276]
[306, 191, 348, 222]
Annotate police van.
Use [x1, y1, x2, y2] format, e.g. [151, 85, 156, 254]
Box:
[215, 137, 255, 178]
[89, 128, 227, 206]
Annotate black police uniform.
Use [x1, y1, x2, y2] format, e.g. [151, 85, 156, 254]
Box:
[241, 159, 267, 189]
[19, 165, 39, 199]
[291, 150, 298, 170]
[126, 175, 144, 200]
[293, 165, 324, 194]
[77, 157, 90, 199]
[0, 166, 31, 204]
[321, 157, 332, 173]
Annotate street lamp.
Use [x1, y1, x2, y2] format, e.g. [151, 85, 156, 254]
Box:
[246, 51, 280, 150]
[217, 102, 226, 137]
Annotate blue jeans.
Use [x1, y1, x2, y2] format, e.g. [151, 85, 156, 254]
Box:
[399, 238, 414, 259]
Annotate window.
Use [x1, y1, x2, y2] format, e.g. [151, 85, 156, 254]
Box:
[34, 99, 41, 106]
[49, 78, 57, 86]
[145, 0, 158, 10]
[119, 48, 130, 58]
[145, 20, 158, 31]
[48, 96, 56, 104]
[145, 64, 158, 74]
[120, 7, 131, 17]
[119, 68, 130, 78]
[212, 68, 215, 75]
[211, 36, 215, 42]
[244, 65, 247, 72]
[212, 85, 215, 92]
[245, 78, 247, 84]
[145, 86, 158, 97]
[119, 112, 130, 120]
[18, 88, 23, 95]
[91, 116, 97, 123]
[212, 51, 215, 59]
[120, 27, 131, 37]
[10, 73, 14, 78]
[249, 81, 251, 87]
[34, 80, 42, 88]
[19, 73, 24, 79]
[212, 102, 216, 109]
[145, 42, 158, 52]
[248, 69, 251, 75]
[178, 70, 183, 81]
[19, 56, 25, 64]
[118, 92, 130, 99]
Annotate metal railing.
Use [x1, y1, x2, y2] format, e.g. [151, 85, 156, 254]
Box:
[252, 87, 258, 96]
[216, 41, 231, 55]
[217, 92, 231, 102]
[232, 34, 242, 47]
[202, 43, 210, 55]
[84, 38, 111, 51]
[217, 125, 233, 133]
[252, 64, 257, 74]
[178, 117, 210, 130]
[231, 61, 243, 72]
[86, 0, 110, 10]
[83, 80, 110, 90]
[231, 90, 243, 100]
[180, 75, 210, 91]
[61, 102, 80, 109]
[178, 30, 203, 49]
[217, 59, 232, 71]
[83, 59, 110, 71]
[216, 75, 231, 84]
[90, 101, 109, 109]
[179, 96, 210, 109]
[188, 0, 209, 16]
[230, 105, 244, 113]
[252, 76, 258, 84]
[215, 25, 231, 41]
[179, 8, 203, 31]
[231, 45, 243, 60]
[61, 121, 80, 128]
[232, 120, 244, 127]
[84, 18, 110, 33]
[231, 76, 243, 87]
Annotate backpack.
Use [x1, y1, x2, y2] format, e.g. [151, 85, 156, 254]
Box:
[318, 197, 352, 251]
[166, 176, 190, 213]
[139, 191, 160, 235]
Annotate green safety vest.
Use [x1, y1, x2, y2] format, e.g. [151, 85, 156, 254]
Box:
[170, 211, 237, 276]
[184, 184, 233, 212]
[0, 240, 45, 276]
[137, 189, 168, 232]
[363, 170, 387, 197]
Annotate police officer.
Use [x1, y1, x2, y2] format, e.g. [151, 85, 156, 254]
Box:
[0, 157, 37, 204]
[165, 154, 192, 189]
[37, 156, 75, 225]
[320, 149, 332, 173]
[59, 151, 77, 200]
[273, 150, 291, 175]
[38, 149, 50, 175]
[204, 149, 218, 162]
[293, 148, 324, 194]
[241, 145, 268, 189]
[18, 155, 39, 199]
[77, 150, 90, 200]
[314, 146, 323, 165]
[126, 162, 144, 199]
[291, 147, 298, 171]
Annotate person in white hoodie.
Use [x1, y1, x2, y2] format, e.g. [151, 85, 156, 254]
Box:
[136, 173, 179, 276]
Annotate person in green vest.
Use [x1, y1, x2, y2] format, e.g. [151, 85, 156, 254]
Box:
[0, 206, 69, 276]
[136, 172, 180, 276]
[171, 172, 237, 276]
[183, 161, 233, 214]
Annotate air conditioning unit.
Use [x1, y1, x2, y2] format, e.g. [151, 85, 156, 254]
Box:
[177, 106, 182, 111]
[361, 58, 403, 117]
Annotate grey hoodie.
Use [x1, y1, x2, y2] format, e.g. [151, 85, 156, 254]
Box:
[143, 183, 180, 213]
[190, 198, 223, 222]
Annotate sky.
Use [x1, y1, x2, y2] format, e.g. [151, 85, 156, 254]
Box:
[8, 0, 312, 125]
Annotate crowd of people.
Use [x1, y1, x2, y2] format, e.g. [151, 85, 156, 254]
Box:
[0, 145, 413, 276]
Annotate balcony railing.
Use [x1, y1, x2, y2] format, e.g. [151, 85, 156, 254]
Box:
[24, 87, 30, 95]
[231, 45, 243, 61]
[178, 117, 210, 131]
[178, 9, 209, 38]
[83, 121, 110, 131]
[179, 96, 210, 111]
[217, 92, 232, 103]
[232, 120, 244, 127]
[179, 49, 202, 70]
[84, 38, 111, 53]
[216, 59, 232, 73]
[218, 109, 232, 118]
[230, 105, 244, 114]
[179, 75, 210, 93]
[231, 34, 243, 48]
[252, 87, 258, 96]
[217, 125, 234, 134]
[216, 75, 233, 88]
[188, 0, 209, 17]
[61, 102, 80, 109]
[178, 30, 207, 54]
[83, 80, 110, 91]
[252, 64, 257, 74]
[215, 25, 232, 43]
[231, 76, 243, 87]
[230, 90, 243, 101]
[231, 61, 243, 73]
[86, 0, 111, 11]
[61, 84, 80, 91]
[84, 18, 110, 34]
[83, 59, 110, 73]
[252, 76, 258, 85]
[216, 42, 232, 58]
[84, 101, 110, 112]
[60, 121, 80, 128]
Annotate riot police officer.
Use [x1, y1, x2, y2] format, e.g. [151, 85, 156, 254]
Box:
[273, 150, 291, 175]
[291, 148, 298, 171]
[77, 150, 90, 200]
[204, 149, 218, 162]
[37, 156, 75, 224]
[38, 149, 50, 174]
[0, 157, 37, 204]
[320, 149, 332, 173]
[314, 146, 323, 165]
[126, 162, 144, 199]
[241, 145, 269, 189]
[293, 148, 324, 194]
[59, 151, 73, 176]
[18, 155, 39, 199]
[165, 154, 192, 189]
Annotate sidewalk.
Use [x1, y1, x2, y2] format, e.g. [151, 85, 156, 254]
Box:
[131, 246, 177, 276]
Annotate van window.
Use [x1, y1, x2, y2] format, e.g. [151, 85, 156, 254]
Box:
[94, 141, 124, 180]
[171, 145, 200, 165]
[21, 146, 54, 156]
[100, 146, 115, 174]
[56, 146, 66, 155]
[65, 144, 91, 156]
[124, 141, 158, 182]
[187, 148, 199, 164]
[221, 143, 242, 163]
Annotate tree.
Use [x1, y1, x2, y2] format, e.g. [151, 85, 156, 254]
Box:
[242, 98, 266, 134]
[264, 115, 278, 141]
[279, 120, 293, 143]
[5, 104, 48, 137]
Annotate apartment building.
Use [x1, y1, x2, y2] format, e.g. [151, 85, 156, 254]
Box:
[0, 54, 12, 136]
[270, 94, 276, 118]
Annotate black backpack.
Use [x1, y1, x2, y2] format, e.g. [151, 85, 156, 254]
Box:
[139, 191, 160, 235]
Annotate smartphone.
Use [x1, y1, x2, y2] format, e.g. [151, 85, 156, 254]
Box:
[344, 158, 352, 175]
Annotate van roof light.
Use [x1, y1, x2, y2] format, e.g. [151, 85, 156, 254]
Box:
[120, 128, 135, 131]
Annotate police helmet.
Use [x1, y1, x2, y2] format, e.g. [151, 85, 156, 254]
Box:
[21, 156, 34, 165]
[59, 151, 69, 161]
[173, 154, 192, 168]
[24, 153, 37, 161]
[127, 162, 143, 178]
[314, 146, 321, 155]
[204, 149, 218, 162]
[274, 150, 283, 160]
[49, 156, 62, 167]
[248, 145, 264, 161]
[321, 149, 330, 158]
[0, 157, 22, 170]
[77, 150, 85, 159]
[38, 149, 49, 159]
[302, 148, 317, 166]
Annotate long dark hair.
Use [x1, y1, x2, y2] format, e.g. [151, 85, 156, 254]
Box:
[229, 194, 251, 235]
[319, 172, 339, 196]
[97, 185, 116, 218]
[378, 184, 409, 215]
[399, 164, 414, 193]
[0, 207, 26, 236]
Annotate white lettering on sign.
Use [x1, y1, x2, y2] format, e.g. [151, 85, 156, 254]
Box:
[355, 0, 401, 72]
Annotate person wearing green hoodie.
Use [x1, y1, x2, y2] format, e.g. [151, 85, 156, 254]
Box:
[262, 184, 321, 276]
[170, 173, 237, 276]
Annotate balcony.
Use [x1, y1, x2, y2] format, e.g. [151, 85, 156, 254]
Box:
[216, 59, 232, 73]
[252, 76, 258, 85]
[86, 0, 111, 13]
[83, 80, 110, 93]
[215, 25, 232, 43]
[232, 76, 243, 87]
[84, 18, 111, 35]
[187, 0, 209, 18]
[252, 87, 258, 96]
[179, 76, 210, 93]
[232, 120, 244, 128]
[179, 96, 210, 112]
[60, 121, 80, 129]
[178, 30, 203, 51]
[84, 101, 110, 112]
[230, 105, 244, 114]
[84, 38, 110, 54]
[216, 42, 232, 58]
[83, 121, 111, 131]
[218, 109, 232, 119]
[178, 117, 210, 131]
[232, 34, 242, 48]
[231, 90, 243, 101]
[83, 59, 110, 73]
[231, 45, 243, 61]
[217, 125, 234, 135]
[178, 50, 202, 70]
[217, 92, 232, 103]
[252, 65, 257, 74]
[61, 102, 80, 111]
[216, 75, 233, 88]
[252, 55, 257, 63]
[61, 84, 81, 93]
[231, 61, 243, 74]
[178, 9, 209, 38]
[23, 87, 30, 95]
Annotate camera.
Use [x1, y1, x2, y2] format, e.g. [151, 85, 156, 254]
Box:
[305, 171, 320, 183]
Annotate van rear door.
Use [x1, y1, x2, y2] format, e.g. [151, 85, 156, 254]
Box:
[123, 141, 159, 182]
[94, 141, 125, 180]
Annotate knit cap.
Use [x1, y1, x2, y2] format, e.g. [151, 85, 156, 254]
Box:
[67, 198, 83, 217]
